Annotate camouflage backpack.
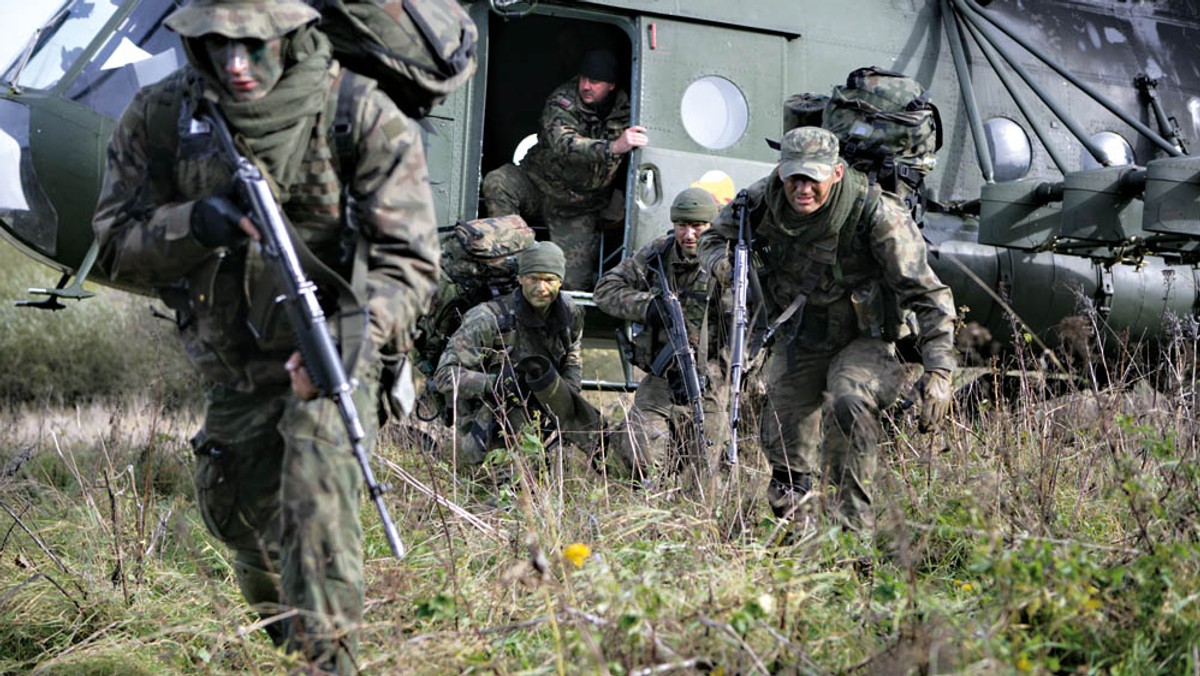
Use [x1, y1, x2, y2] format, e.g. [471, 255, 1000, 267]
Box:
[312, 0, 478, 119]
[818, 66, 943, 220]
[412, 214, 536, 389]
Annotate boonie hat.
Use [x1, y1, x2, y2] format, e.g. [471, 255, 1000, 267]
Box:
[777, 126, 840, 182]
[518, 242, 566, 279]
[670, 187, 718, 223]
[165, 0, 320, 41]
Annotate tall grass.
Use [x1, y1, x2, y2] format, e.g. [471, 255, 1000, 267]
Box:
[1, 243, 1198, 672]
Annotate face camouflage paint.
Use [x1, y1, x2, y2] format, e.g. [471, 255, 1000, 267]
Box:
[203, 35, 285, 102]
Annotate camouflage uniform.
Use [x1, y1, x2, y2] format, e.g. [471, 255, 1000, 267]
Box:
[481, 77, 632, 291]
[91, 1, 439, 671]
[433, 288, 595, 471]
[699, 136, 955, 529]
[594, 233, 729, 484]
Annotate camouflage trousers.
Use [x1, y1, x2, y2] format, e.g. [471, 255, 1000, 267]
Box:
[481, 163, 601, 291]
[608, 366, 730, 490]
[191, 369, 380, 675]
[758, 337, 903, 528]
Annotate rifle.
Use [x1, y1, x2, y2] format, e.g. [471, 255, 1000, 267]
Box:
[726, 190, 753, 467]
[203, 103, 406, 560]
[647, 249, 710, 455]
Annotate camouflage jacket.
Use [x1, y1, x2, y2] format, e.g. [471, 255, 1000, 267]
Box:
[521, 77, 631, 215]
[698, 169, 956, 372]
[92, 64, 440, 391]
[594, 233, 723, 371]
[433, 289, 584, 401]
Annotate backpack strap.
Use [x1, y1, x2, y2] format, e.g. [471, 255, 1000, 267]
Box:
[832, 183, 883, 285]
[326, 70, 375, 353]
[330, 70, 359, 194]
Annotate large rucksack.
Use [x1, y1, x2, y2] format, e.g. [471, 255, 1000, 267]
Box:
[413, 215, 536, 377]
[411, 215, 536, 421]
[313, 0, 478, 119]
[783, 66, 942, 222]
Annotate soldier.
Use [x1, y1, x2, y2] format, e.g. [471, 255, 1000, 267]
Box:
[434, 241, 600, 478]
[699, 127, 956, 530]
[481, 48, 649, 291]
[594, 187, 729, 487]
[91, 0, 440, 671]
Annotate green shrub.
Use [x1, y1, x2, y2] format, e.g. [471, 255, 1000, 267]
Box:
[0, 245, 197, 407]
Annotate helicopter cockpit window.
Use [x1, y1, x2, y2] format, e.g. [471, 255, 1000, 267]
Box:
[1081, 131, 1134, 169]
[6, 0, 122, 92]
[680, 76, 748, 150]
[65, 2, 182, 118]
[983, 117, 1031, 182]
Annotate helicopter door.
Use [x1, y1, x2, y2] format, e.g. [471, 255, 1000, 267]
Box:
[421, 2, 490, 226]
[626, 17, 786, 253]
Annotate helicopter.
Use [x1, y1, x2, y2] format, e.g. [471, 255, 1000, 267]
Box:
[3, 0, 1199, 377]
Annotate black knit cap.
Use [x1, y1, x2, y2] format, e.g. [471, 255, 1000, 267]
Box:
[578, 49, 618, 83]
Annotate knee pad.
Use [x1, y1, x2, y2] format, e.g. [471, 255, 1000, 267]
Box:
[831, 395, 870, 435]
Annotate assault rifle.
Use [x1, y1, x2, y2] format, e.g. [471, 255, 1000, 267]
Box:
[726, 190, 753, 467]
[204, 103, 406, 560]
[647, 250, 709, 455]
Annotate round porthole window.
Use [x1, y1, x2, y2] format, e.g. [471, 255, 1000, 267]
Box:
[680, 76, 748, 150]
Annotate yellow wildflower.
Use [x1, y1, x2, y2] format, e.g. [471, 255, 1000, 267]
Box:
[563, 542, 591, 568]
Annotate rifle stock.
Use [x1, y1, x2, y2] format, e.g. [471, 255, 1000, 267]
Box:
[204, 103, 406, 560]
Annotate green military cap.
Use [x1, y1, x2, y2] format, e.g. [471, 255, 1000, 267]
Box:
[518, 241, 566, 279]
[669, 187, 718, 223]
[777, 126, 840, 182]
[165, 0, 320, 41]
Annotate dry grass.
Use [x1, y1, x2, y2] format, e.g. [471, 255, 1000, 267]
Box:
[2, 242, 1199, 672]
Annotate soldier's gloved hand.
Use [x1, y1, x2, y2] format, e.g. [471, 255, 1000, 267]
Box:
[918, 369, 953, 432]
[191, 189, 249, 248]
[644, 297, 670, 330]
[515, 355, 556, 390]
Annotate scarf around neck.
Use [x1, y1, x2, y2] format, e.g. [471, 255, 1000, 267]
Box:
[764, 166, 868, 248]
[190, 25, 334, 192]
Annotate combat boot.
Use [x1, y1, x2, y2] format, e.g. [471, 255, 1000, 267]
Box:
[766, 471, 814, 520]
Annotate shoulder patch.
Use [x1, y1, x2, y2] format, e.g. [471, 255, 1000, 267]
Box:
[381, 117, 408, 142]
[553, 95, 574, 111]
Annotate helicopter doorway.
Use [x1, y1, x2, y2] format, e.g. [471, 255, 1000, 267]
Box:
[479, 8, 635, 282]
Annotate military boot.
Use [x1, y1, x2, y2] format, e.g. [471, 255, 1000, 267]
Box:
[765, 470, 814, 520]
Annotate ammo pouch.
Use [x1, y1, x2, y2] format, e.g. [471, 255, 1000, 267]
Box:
[850, 279, 915, 342]
[242, 216, 371, 382]
[159, 250, 275, 387]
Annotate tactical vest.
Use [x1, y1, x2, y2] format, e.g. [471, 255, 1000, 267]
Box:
[149, 67, 369, 390]
[630, 235, 718, 373]
[483, 290, 582, 381]
[751, 182, 910, 352]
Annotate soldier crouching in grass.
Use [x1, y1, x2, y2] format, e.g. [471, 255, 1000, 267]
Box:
[700, 127, 956, 532]
[433, 242, 601, 484]
[90, 0, 439, 670]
